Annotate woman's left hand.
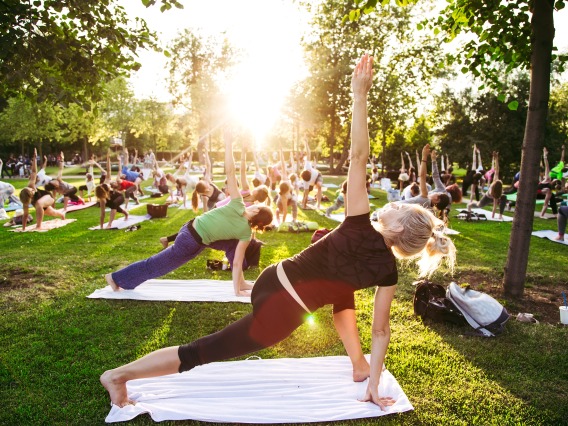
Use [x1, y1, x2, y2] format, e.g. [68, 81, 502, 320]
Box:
[351, 53, 373, 98]
[360, 384, 396, 411]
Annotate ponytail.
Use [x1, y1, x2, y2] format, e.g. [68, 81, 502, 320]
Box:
[192, 180, 208, 212]
[417, 230, 456, 277]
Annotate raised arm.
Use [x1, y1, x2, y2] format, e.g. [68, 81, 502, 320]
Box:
[279, 146, 289, 181]
[28, 148, 38, 189]
[240, 143, 250, 192]
[471, 144, 477, 171]
[430, 150, 446, 192]
[346, 53, 373, 217]
[477, 148, 483, 171]
[418, 145, 430, 197]
[400, 152, 405, 172]
[406, 151, 414, 171]
[106, 149, 112, 181]
[543, 147, 550, 176]
[224, 128, 241, 200]
[304, 139, 311, 162]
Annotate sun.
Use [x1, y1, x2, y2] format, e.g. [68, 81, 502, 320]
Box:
[222, 57, 290, 149]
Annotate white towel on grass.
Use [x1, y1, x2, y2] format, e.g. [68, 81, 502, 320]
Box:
[328, 213, 345, 222]
[531, 230, 568, 245]
[105, 202, 147, 212]
[459, 208, 514, 222]
[104, 355, 413, 423]
[88, 214, 151, 230]
[88, 279, 251, 303]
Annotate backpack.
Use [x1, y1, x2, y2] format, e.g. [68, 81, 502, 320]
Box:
[413, 280, 467, 326]
[446, 282, 510, 337]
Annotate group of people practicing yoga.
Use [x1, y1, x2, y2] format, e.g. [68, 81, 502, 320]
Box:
[100, 54, 457, 411]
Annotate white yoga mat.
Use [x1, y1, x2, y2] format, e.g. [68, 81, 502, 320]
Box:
[458, 209, 514, 222]
[10, 218, 77, 232]
[105, 202, 147, 212]
[323, 182, 339, 188]
[531, 230, 568, 245]
[88, 214, 151, 230]
[534, 212, 557, 220]
[327, 213, 345, 223]
[88, 279, 251, 303]
[104, 355, 413, 423]
[65, 201, 97, 212]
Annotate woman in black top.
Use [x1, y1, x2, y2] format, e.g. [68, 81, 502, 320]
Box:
[101, 54, 456, 410]
[18, 149, 65, 231]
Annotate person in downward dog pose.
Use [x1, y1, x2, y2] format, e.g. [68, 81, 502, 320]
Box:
[105, 128, 273, 296]
[101, 54, 456, 411]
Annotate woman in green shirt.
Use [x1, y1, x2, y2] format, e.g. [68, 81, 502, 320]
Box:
[105, 130, 273, 297]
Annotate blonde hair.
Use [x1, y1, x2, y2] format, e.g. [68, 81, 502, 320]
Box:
[376, 203, 456, 277]
[20, 187, 34, 205]
[191, 180, 208, 212]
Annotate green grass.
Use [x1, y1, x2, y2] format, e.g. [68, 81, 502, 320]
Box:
[1, 175, 567, 425]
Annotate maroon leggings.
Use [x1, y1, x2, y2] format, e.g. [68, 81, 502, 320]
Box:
[178, 264, 306, 372]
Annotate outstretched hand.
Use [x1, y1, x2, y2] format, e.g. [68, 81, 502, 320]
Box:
[351, 53, 374, 98]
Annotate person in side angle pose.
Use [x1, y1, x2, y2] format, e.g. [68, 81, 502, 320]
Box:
[106, 128, 273, 296]
[100, 54, 456, 411]
[18, 149, 65, 231]
[94, 150, 130, 229]
[467, 151, 507, 219]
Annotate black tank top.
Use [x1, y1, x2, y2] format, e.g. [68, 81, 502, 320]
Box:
[282, 213, 397, 311]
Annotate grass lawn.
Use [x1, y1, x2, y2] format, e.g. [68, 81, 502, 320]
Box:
[1, 173, 567, 425]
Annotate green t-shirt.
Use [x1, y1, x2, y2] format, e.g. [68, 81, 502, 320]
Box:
[193, 197, 251, 245]
[550, 161, 564, 180]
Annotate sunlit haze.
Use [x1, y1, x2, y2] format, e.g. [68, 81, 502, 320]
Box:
[121, 0, 310, 142]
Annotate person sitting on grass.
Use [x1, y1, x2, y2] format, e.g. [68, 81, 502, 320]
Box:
[101, 53, 456, 411]
[106, 127, 273, 297]
[18, 149, 66, 231]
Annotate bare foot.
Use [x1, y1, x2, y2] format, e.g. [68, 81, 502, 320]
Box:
[352, 358, 371, 382]
[100, 370, 135, 408]
[124, 212, 129, 221]
[159, 237, 169, 249]
[555, 234, 565, 241]
[105, 273, 121, 292]
[240, 281, 254, 291]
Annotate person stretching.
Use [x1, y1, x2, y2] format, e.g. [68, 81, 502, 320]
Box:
[100, 54, 456, 411]
[18, 149, 65, 231]
[94, 151, 129, 229]
[467, 151, 507, 219]
[106, 128, 273, 296]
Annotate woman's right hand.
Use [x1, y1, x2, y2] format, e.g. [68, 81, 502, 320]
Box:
[351, 53, 374, 98]
[421, 144, 430, 161]
[360, 383, 396, 411]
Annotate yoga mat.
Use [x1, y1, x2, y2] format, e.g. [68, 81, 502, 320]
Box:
[104, 355, 413, 423]
[10, 218, 77, 232]
[105, 202, 147, 212]
[457, 209, 513, 222]
[531, 230, 568, 245]
[88, 214, 151, 230]
[88, 279, 250, 303]
[323, 183, 339, 188]
[327, 213, 345, 223]
[534, 212, 557, 220]
[4, 202, 23, 212]
[65, 201, 97, 212]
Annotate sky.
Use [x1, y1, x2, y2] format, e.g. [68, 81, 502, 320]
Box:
[122, 1, 568, 113]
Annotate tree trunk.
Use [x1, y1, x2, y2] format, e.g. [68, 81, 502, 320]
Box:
[503, 0, 554, 297]
[333, 134, 351, 174]
[82, 136, 88, 164]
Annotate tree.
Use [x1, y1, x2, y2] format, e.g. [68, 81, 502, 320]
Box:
[0, 0, 175, 107]
[303, 0, 444, 173]
[167, 29, 238, 161]
[359, 0, 567, 297]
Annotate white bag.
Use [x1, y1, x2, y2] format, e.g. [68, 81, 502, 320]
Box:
[446, 282, 510, 337]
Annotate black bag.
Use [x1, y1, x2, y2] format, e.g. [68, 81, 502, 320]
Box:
[413, 280, 467, 326]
